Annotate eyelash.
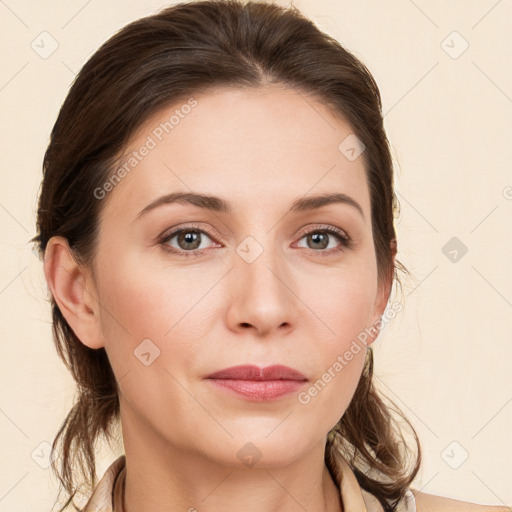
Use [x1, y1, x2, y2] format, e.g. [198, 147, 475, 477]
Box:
[159, 223, 353, 258]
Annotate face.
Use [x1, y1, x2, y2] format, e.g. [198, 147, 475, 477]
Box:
[78, 86, 389, 467]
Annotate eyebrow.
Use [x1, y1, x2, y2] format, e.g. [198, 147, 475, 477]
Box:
[133, 191, 365, 222]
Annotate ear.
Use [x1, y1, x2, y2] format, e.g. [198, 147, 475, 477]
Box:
[366, 239, 397, 347]
[43, 236, 105, 349]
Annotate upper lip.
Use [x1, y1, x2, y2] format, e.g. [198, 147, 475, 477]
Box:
[206, 364, 308, 381]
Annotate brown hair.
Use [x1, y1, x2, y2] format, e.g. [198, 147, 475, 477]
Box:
[31, 1, 421, 510]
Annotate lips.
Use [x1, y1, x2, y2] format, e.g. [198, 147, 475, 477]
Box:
[206, 364, 308, 381]
[206, 364, 308, 401]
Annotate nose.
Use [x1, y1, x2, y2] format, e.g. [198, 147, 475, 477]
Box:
[225, 242, 298, 338]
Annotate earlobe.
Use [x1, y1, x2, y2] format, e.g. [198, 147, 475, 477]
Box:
[43, 236, 105, 349]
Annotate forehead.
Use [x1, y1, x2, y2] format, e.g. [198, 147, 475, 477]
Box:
[101, 86, 370, 224]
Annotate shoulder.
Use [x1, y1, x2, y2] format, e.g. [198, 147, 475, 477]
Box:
[412, 489, 512, 512]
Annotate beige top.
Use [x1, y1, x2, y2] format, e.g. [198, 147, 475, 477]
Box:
[82, 452, 417, 512]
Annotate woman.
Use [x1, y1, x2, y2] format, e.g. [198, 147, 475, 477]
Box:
[32, 1, 510, 511]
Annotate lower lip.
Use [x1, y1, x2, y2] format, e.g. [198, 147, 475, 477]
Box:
[207, 379, 307, 401]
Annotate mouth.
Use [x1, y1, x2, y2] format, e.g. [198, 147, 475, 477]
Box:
[205, 364, 308, 401]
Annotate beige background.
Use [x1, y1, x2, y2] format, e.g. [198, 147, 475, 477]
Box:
[1, 0, 511, 510]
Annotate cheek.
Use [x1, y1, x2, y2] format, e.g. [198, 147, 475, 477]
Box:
[96, 251, 206, 338]
[94, 258, 208, 430]
[300, 265, 376, 423]
[296, 280, 372, 434]
[94, 252, 220, 383]
[310, 260, 378, 345]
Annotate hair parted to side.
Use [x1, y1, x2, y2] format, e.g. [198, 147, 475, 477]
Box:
[31, 1, 420, 510]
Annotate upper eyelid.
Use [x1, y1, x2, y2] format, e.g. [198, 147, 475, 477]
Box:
[162, 222, 348, 236]
[161, 224, 218, 242]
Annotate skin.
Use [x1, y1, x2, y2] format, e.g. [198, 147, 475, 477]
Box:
[44, 85, 394, 512]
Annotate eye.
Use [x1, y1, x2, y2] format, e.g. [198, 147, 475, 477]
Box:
[160, 224, 219, 257]
[294, 225, 352, 256]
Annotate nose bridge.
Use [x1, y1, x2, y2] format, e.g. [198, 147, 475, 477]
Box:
[237, 231, 288, 296]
